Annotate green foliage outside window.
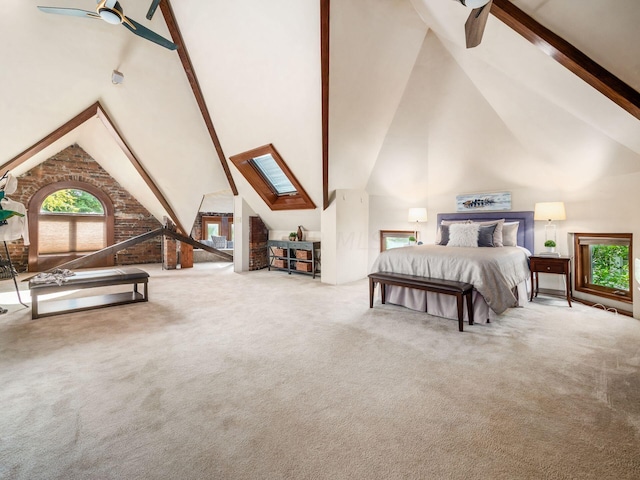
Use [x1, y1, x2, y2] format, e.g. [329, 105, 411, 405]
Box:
[41, 189, 104, 214]
[591, 245, 629, 291]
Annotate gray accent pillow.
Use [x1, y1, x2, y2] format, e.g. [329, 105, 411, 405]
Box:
[474, 219, 505, 247]
[210, 235, 228, 249]
[437, 224, 450, 245]
[478, 224, 497, 247]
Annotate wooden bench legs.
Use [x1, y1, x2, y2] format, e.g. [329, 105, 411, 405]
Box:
[369, 273, 474, 332]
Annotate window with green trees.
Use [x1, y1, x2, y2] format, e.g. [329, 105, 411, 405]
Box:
[41, 189, 104, 214]
[38, 188, 107, 254]
[574, 233, 632, 304]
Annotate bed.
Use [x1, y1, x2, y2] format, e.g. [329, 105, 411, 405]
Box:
[370, 211, 534, 324]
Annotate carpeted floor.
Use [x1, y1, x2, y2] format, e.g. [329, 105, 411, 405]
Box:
[0, 263, 639, 479]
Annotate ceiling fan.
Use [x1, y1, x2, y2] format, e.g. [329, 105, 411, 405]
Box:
[454, 0, 494, 48]
[37, 0, 177, 50]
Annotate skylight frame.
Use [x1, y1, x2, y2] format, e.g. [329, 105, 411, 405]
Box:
[229, 144, 316, 211]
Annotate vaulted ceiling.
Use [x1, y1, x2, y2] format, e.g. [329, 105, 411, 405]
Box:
[1, 0, 638, 233]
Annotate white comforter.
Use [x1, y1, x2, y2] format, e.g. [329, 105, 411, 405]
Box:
[371, 245, 531, 314]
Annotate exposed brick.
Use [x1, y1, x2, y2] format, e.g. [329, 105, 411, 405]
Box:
[249, 216, 268, 271]
[6, 144, 162, 271]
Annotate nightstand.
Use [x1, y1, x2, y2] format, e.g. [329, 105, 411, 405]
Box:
[529, 256, 572, 307]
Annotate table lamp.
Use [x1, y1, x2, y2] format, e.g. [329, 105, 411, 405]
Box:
[534, 201, 566, 247]
[408, 207, 428, 241]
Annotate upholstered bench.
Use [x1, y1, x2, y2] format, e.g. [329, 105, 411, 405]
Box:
[368, 272, 474, 332]
[29, 267, 149, 319]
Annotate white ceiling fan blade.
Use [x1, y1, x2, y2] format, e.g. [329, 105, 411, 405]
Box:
[37, 6, 100, 19]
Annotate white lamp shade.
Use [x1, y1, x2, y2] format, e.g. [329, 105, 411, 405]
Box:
[408, 207, 428, 223]
[534, 202, 566, 221]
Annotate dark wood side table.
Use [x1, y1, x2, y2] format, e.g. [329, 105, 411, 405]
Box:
[529, 256, 572, 307]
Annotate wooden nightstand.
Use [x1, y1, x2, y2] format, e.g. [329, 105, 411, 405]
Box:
[529, 256, 572, 307]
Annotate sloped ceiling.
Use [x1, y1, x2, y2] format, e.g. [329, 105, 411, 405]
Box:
[1, 0, 638, 235]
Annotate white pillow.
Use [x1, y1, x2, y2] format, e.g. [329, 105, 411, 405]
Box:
[447, 223, 479, 247]
[435, 220, 469, 244]
[502, 222, 519, 246]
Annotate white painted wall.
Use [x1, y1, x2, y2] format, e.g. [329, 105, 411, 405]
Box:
[329, 0, 427, 191]
[173, 0, 323, 233]
[321, 190, 369, 285]
[320, 199, 338, 285]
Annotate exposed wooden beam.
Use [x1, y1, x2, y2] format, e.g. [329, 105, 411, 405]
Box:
[95, 104, 186, 235]
[163, 228, 233, 261]
[50, 226, 232, 271]
[0, 101, 187, 235]
[0, 102, 99, 173]
[321, 0, 330, 210]
[51, 228, 165, 271]
[491, 0, 640, 121]
[159, 0, 239, 196]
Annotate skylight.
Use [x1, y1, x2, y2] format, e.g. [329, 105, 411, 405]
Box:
[229, 144, 316, 211]
[251, 154, 297, 195]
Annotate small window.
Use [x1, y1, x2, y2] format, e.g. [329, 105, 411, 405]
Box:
[380, 230, 417, 252]
[201, 215, 233, 242]
[229, 144, 316, 211]
[574, 233, 632, 304]
[207, 223, 220, 238]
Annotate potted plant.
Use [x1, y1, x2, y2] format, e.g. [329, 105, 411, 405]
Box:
[289, 232, 297, 241]
[409, 235, 416, 245]
[544, 239, 556, 252]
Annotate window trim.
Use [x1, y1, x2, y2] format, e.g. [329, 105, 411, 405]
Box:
[229, 144, 316, 211]
[380, 230, 417, 252]
[28, 181, 115, 271]
[573, 232, 632, 304]
[201, 215, 233, 242]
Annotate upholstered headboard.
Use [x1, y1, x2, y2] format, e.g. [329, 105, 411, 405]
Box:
[436, 211, 534, 253]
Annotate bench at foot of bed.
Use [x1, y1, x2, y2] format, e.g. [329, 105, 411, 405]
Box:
[29, 267, 149, 319]
[368, 272, 474, 332]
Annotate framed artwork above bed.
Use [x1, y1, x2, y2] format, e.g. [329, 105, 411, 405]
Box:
[456, 192, 511, 212]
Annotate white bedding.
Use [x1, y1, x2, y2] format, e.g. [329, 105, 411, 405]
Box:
[370, 244, 531, 315]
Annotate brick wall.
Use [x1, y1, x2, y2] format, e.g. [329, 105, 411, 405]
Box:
[6, 144, 162, 271]
[163, 236, 177, 270]
[249, 216, 268, 271]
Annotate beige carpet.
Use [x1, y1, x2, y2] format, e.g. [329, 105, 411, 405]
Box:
[0, 263, 639, 479]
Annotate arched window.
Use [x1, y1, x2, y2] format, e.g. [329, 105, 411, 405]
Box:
[28, 181, 114, 271]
